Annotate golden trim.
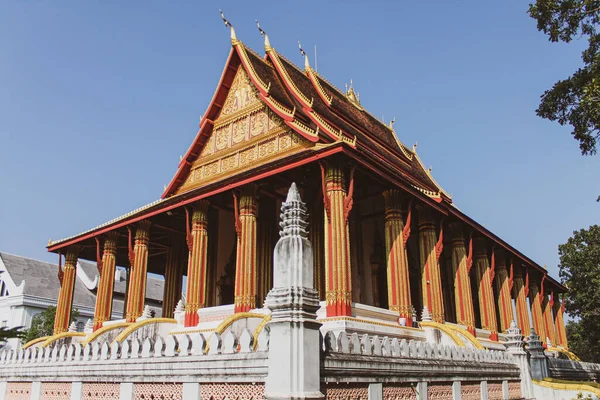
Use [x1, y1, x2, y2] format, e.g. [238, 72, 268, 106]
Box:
[22, 336, 50, 349]
[289, 119, 319, 139]
[263, 96, 295, 119]
[411, 184, 442, 200]
[412, 150, 452, 199]
[535, 378, 600, 397]
[191, 125, 288, 168]
[252, 314, 272, 350]
[204, 312, 268, 352]
[320, 316, 424, 331]
[419, 321, 465, 347]
[268, 49, 314, 108]
[444, 323, 484, 349]
[214, 102, 265, 130]
[112, 318, 176, 344]
[306, 67, 333, 105]
[234, 44, 270, 94]
[80, 322, 132, 346]
[547, 346, 581, 361]
[41, 332, 86, 348]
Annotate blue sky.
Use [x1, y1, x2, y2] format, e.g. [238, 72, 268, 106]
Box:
[1, 1, 598, 283]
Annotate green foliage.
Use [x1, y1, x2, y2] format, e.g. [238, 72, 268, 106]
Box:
[0, 326, 26, 346]
[22, 306, 80, 344]
[528, 1, 600, 155]
[558, 225, 600, 363]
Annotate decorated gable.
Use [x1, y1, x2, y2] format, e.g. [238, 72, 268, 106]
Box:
[175, 67, 312, 195]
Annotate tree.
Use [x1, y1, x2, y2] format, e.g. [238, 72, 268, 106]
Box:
[528, 1, 600, 155]
[558, 225, 600, 363]
[22, 306, 79, 344]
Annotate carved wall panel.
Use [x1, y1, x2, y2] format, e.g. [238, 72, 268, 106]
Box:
[40, 382, 71, 400]
[200, 383, 264, 400]
[383, 384, 416, 399]
[427, 383, 453, 400]
[460, 382, 481, 400]
[487, 382, 503, 400]
[323, 383, 368, 399]
[133, 383, 183, 400]
[82, 383, 120, 400]
[5, 382, 31, 400]
[508, 381, 521, 400]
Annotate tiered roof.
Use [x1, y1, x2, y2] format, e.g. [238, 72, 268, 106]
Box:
[46, 26, 565, 292]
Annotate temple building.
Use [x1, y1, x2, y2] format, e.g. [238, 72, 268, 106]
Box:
[41, 23, 569, 349]
[2, 20, 599, 400]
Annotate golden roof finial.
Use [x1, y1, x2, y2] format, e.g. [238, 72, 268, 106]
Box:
[389, 117, 396, 130]
[346, 79, 361, 106]
[256, 20, 271, 50]
[47, 238, 52, 246]
[412, 141, 418, 151]
[298, 41, 310, 70]
[219, 10, 237, 42]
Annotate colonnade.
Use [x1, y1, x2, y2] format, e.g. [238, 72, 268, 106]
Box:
[52, 163, 569, 350]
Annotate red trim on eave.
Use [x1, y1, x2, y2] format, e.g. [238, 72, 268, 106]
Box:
[48, 145, 344, 253]
[162, 48, 239, 199]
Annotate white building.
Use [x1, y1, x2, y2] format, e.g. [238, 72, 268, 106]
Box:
[0, 252, 164, 350]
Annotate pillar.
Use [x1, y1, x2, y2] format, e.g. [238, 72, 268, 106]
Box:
[529, 280, 547, 344]
[309, 195, 325, 299]
[494, 253, 514, 334]
[257, 196, 276, 307]
[125, 220, 151, 322]
[185, 200, 210, 326]
[382, 189, 412, 320]
[473, 238, 498, 340]
[323, 163, 353, 317]
[234, 185, 258, 313]
[512, 267, 530, 337]
[264, 183, 322, 399]
[448, 223, 476, 335]
[417, 206, 444, 323]
[553, 296, 568, 349]
[162, 237, 184, 318]
[54, 247, 79, 334]
[93, 232, 119, 330]
[542, 292, 556, 346]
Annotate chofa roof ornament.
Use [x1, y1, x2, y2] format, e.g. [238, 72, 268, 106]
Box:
[256, 20, 271, 50]
[345, 79, 361, 108]
[219, 10, 237, 42]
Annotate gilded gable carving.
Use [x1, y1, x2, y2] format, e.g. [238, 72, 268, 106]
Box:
[175, 67, 312, 195]
[221, 67, 259, 116]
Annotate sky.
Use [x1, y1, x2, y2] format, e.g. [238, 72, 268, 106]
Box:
[1, 1, 598, 283]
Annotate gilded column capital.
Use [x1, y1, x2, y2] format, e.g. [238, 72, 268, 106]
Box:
[473, 236, 488, 259]
[103, 232, 119, 255]
[494, 249, 507, 271]
[416, 205, 436, 231]
[64, 246, 80, 270]
[135, 220, 151, 244]
[448, 221, 466, 246]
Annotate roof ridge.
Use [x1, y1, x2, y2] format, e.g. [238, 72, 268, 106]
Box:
[0, 252, 56, 267]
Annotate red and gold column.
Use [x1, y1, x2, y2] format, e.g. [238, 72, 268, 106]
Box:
[93, 233, 119, 330]
[449, 223, 476, 335]
[185, 200, 210, 326]
[529, 280, 547, 342]
[512, 267, 530, 337]
[494, 253, 514, 334]
[553, 297, 568, 349]
[323, 163, 353, 317]
[417, 207, 444, 323]
[382, 189, 412, 320]
[125, 220, 151, 322]
[54, 247, 79, 334]
[542, 292, 556, 346]
[234, 185, 258, 313]
[162, 237, 184, 318]
[473, 238, 498, 341]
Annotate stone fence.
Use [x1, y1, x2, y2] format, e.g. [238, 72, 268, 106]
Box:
[322, 330, 521, 385]
[548, 357, 600, 382]
[0, 329, 269, 383]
